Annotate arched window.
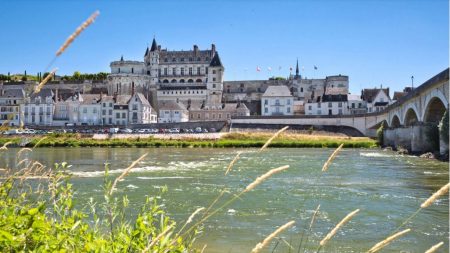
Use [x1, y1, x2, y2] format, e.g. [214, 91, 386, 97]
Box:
[163, 79, 169, 83]
[196, 79, 202, 83]
[171, 79, 177, 83]
[180, 79, 185, 83]
[188, 79, 194, 83]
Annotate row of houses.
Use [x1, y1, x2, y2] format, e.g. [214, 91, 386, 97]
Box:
[0, 86, 250, 127]
[260, 85, 409, 116]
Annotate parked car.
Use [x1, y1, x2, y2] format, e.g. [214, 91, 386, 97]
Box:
[3, 129, 22, 135]
[169, 128, 180, 133]
[202, 128, 209, 133]
[119, 128, 133, 134]
[194, 127, 202, 133]
[209, 128, 216, 133]
[109, 128, 119, 134]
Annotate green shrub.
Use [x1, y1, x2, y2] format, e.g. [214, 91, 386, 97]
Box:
[376, 121, 386, 146]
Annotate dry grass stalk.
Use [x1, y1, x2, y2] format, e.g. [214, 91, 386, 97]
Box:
[322, 143, 344, 172]
[186, 207, 205, 224]
[17, 148, 32, 158]
[0, 141, 13, 150]
[320, 209, 359, 246]
[56, 10, 100, 56]
[421, 183, 450, 208]
[109, 153, 148, 195]
[200, 244, 207, 253]
[143, 224, 175, 252]
[366, 228, 411, 253]
[225, 151, 242, 175]
[259, 126, 289, 152]
[33, 136, 48, 148]
[251, 220, 295, 253]
[309, 204, 321, 230]
[244, 165, 289, 192]
[35, 68, 58, 93]
[424, 241, 444, 253]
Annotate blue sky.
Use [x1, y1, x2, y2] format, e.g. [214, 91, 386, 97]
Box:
[0, 0, 448, 94]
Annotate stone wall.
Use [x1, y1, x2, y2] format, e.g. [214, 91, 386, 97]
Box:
[384, 125, 439, 153]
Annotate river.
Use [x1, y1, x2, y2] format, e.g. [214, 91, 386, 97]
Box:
[1, 147, 448, 252]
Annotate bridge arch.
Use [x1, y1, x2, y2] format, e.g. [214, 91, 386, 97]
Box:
[404, 108, 419, 127]
[423, 96, 447, 124]
[390, 114, 401, 128]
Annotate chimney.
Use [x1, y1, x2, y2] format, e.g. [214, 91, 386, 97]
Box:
[131, 82, 135, 95]
[193, 45, 198, 55]
[211, 44, 216, 56]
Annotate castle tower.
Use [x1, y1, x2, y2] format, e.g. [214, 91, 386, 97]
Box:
[144, 38, 160, 110]
[207, 49, 224, 105]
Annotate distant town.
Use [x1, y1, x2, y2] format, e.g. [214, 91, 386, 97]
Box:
[0, 38, 430, 128]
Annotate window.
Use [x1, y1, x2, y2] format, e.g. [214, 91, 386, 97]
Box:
[93, 108, 97, 113]
[328, 102, 332, 107]
[189, 68, 192, 75]
[109, 103, 112, 107]
[173, 68, 176, 75]
[205, 67, 208, 74]
[131, 68, 134, 74]
[133, 104, 137, 110]
[213, 78, 216, 81]
[181, 68, 184, 75]
[213, 70, 216, 74]
[197, 114, 200, 119]
[172, 58, 176, 62]
[197, 67, 201, 75]
[180, 58, 184, 62]
[301, 87, 304, 92]
[164, 58, 168, 62]
[308, 105, 312, 110]
[318, 103, 321, 108]
[116, 113, 120, 118]
[338, 109, 342, 114]
[275, 99, 280, 105]
[338, 102, 342, 107]
[102, 110, 106, 115]
[264, 99, 268, 105]
[109, 110, 112, 115]
[83, 108, 87, 113]
[380, 98, 384, 102]
[287, 107, 291, 113]
[264, 108, 268, 113]
[317, 110, 322, 115]
[287, 99, 291, 105]
[164, 68, 168, 75]
[158, 69, 161, 76]
[122, 112, 126, 118]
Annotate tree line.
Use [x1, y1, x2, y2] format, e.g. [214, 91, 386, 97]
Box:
[0, 71, 109, 82]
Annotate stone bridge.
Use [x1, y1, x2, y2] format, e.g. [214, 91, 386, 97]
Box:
[232, 68, 449, 153]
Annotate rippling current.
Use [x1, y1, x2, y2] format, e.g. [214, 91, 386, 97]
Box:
[2, 148, 448, 252]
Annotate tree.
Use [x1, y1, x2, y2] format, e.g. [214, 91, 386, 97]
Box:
[73, 71, 81, 80]
[377, 121, 387, 146]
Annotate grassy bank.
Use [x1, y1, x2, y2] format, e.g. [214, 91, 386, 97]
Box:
[0, 132, 378, 148]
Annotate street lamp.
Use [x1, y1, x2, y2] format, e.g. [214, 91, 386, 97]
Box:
[411, 75, 414, 90]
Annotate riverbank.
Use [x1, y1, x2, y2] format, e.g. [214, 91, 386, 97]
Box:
[0, 132, 378, 148]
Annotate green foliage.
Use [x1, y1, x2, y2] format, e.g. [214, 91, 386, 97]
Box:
[439, 109, 449, 145]
[376, 121, 386, 146]
[0, 162, 199, 252]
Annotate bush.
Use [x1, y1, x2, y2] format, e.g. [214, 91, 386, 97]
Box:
[376, 121, 387, 146]
[0, 163, 200, 252]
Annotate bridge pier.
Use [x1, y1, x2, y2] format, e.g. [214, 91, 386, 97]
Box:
[384, 124, 445, 154]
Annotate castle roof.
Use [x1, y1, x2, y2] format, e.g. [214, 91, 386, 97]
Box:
[209, 52, 223, 67]
[150, 38, 158, 52]
[144, 47, 149, 57]
[158, 100, 188, 112]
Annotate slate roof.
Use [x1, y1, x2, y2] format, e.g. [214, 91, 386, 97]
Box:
[30, 89, 53, 99]
[262, 85, 292, 97]
[393, 91, 408, 101]
[158, 100, 188, 111]
[134, 93, 151, 106]
[150, 38, 158, 52]
[1, 89, 25, 98]
[361, 88, 390, 103]
[209, 52, 223, 67]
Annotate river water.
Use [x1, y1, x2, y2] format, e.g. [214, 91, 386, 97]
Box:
[1, 148, 448, 252]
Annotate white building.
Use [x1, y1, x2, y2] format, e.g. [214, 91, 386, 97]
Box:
[22, 89, 54, 126]
[362, 87, 391, 113]
[305, 94, 348, 116]
[347, 94, 366, 115]
[0, 89, 25, 127]
[158, 100, 189, 123]
[261, 86, 294, 116]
